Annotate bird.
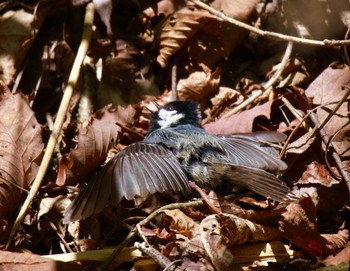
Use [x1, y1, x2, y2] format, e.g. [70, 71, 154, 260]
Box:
[64, 100, 296, 222]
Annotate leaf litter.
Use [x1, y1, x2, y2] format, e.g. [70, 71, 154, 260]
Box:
[0, 0, 349, 270]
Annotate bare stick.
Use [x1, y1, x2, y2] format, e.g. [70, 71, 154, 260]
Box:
[6, 3, 95, 248]
[308, 112, 350, 185]
[191, 0, 350, 47]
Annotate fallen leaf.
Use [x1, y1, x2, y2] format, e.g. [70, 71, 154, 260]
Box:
[0, 9, 44, 84]
[305, 66, 350, 157]
[0, 82, 44, 219]
[279, 196, 348, 256]
[296, 161, 339, 187]
[177, 67, 221, 101]
[0, 250, 87, 271]
[204, 100, 274, 134]
[155, 4, 217, 68]
[57, 105, 138, 185]
[323, 243, 350, 266]
[164, 209, 200, 238]
[201, 213, 281, 270]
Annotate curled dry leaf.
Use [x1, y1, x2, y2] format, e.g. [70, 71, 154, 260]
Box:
[279, 196, 348, 256]
[200, 213, 282, 270]
[57, 105, 138, 185]
[156, 4, 217, 68]
[177, 67, 221, 101]
[0, 82, 44, 219]
[163, 209, 200, 238]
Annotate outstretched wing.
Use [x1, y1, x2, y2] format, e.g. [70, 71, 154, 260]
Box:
[64, 142, 190, 222]
[219, 132, 287, 174]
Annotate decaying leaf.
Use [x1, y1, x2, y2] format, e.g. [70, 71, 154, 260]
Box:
[297, 161, 339, 187]
[163, 209, 200, 238]
[156, 4, 217, 68]
[0, 82, 44, 219]
[57, 105, 138, 185]
[200, 213, 282, 270]
[0, 9, 45, 85]
[323, 244, 350, 266]
[305, 66, 350, 157]
[177, 67, 221, 101]
[0, 250, 87, 271]
[279, 196, 348, 256]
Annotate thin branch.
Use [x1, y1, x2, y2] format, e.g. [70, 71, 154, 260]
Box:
[305, 85, 350, 143]
[308, 112, 350, 185]
[171, 60, 178, 101]
[5, 2, 95, 249]
[191, 0, 350, 47]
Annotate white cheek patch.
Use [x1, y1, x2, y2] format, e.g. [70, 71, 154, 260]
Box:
[157, 109, 184, 129]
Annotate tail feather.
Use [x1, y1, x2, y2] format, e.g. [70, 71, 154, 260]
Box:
[210, 162, 298, 202]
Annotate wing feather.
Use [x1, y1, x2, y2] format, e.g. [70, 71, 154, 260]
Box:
[64, 142, 189, 222]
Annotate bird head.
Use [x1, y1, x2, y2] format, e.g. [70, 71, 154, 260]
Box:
[148, 100, 201, 133]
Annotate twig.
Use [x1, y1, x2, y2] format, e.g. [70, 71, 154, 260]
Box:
[98, 200, 205, 271]
[281, 96, 311, 131]
[191, 0, 350, 47]
[222, 41, 293, 118]
[279, 97, 350, 159]
[171, 61, 178, 101]
[189, 181, 220, 214]
[305, 85, 350, 143]
[134, 242, 178, 270]
[5, 2, 95, 249]
[279, 109, 313, 159]
[308, 112, 350, 185]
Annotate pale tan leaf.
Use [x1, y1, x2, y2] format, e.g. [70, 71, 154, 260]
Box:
[0, 250, 86, 271]
[200, 213, 281, 270]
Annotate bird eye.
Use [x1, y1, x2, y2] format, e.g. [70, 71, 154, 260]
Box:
[166, 105, 174, 110]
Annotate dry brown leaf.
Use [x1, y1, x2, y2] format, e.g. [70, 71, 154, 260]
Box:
[142, 0, 188, 17]
[164, 209, 200, 238]
[204, 100, 274, 134]
[57, 105, 138, 185]
[156, 4, 217, 67]
[305, 66, 350, 157]
[177, 67, 221, 101]
[279, 196, 347, 256]
[0, 9, 45, 85]
[200, 214, 281, 270]
[0, 82, 44, 219]
[296, 161, 339, 187]
[323, 243, 350, 266]
[0, 250, 87, 271]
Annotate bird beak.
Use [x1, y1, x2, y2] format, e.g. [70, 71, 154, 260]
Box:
[145, 101, 161, 113]
[151, 101, 161, 109]
[145, 105, 154, 113]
